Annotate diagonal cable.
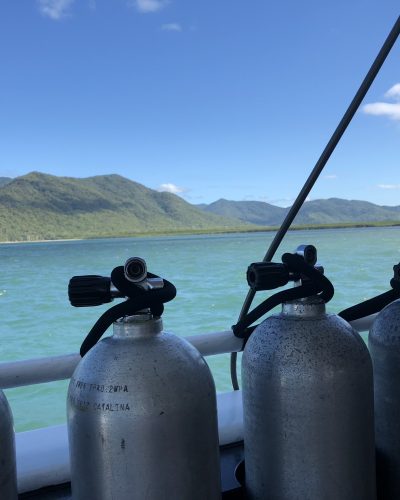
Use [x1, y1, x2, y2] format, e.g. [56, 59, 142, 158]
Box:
[231, 16, 400, 391]
[239, 15, 400, 322]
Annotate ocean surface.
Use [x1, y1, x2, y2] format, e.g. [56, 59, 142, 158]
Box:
[1, 227, 400, 432]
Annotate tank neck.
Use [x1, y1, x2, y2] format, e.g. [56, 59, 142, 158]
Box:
[282, 296, 326, 317]
[113, 313, 163, 338]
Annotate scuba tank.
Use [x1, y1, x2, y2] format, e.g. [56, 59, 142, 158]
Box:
[368, 263, 400, 500]
[339, 261, 400, 500]
[67, 257, 221, 500]
[0, 389, 17, 499]
[235, 245, 376, 500]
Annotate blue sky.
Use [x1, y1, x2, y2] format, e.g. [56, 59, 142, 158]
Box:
[0, 1, 399, 206]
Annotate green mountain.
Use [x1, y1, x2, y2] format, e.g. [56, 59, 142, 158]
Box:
[0, 177, 12, 187]
[0, 172, 249, 242]
[200, 198, 400, 226]
[2, 173, 400, 243]
[201, 199, 285, 226]
[294, 198, 400, 225]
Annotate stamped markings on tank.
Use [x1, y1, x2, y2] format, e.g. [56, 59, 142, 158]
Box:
[89, 384, 129, 393]
[70, 377, 131, 411]
[92, 402, 131, 411]
[69, 394, 131, 412]
[68, 394, 91, 410]
[72, 377, 129, 393]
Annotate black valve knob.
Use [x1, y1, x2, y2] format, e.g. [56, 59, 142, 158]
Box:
[393, 263, 400, 282]
[68, 275, 114, 307]
[295, 244, 317, 266]
[391, 263, 400, 291]
[247, 262, 290, 291]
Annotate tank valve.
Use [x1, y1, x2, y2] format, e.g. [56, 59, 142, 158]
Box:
[68, 257, 176, 356]
[69, 257, 164, 307]
[247, 245, 322, 291]
[233, 244, 334, 338]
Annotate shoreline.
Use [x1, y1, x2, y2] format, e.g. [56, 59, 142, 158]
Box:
[0, 237, 85, 245]
[1, 221, 400, 245]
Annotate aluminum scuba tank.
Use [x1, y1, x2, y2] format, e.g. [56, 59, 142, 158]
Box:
[369, 286, 400, 499]
[0, 389, 17, 499]
[241, 246, 376, 500]
[67, 258, 221, 500]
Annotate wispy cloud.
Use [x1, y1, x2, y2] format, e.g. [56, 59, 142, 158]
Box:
[363, 83, 400, 121]
[158, 183, 185, 194]
[324, 174, 337, 179]
[37, 0, 74, 20]
[134, 0, 168, 13]
[161, 23, 182, 32]
[378, 184, 400, 190]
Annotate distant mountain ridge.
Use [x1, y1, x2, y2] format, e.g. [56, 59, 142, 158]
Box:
[199, 198, 400, 226]
[0, 172, 400, 242]
[199, 199, 286, 226]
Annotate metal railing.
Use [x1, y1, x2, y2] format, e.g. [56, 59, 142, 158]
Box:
[0, 314, 376, 390]
[0, 330, 243, 389]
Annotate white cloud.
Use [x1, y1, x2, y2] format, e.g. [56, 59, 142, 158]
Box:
[324, 174, 337, 179]
[378, 184, 400, 190]
[363, 102, 400, 120]
[385, 83, 400, 100]
[161, 23, 182, 32]
[37, 0, 74, 20]
[134, 0, 167, 13]
[158, 183, 185, 194]
[363, 83, 400, 121]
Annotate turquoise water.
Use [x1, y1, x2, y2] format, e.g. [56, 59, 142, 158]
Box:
[1, 227, 400, 431]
